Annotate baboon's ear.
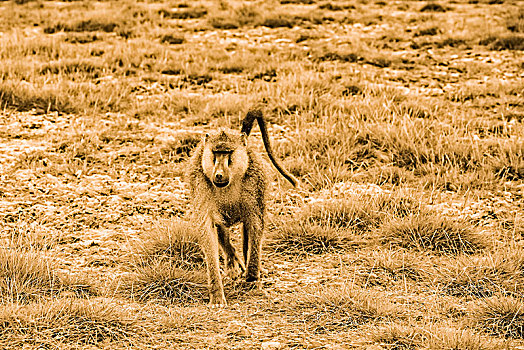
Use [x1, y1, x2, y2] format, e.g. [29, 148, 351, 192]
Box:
[240, 132, 247, 146]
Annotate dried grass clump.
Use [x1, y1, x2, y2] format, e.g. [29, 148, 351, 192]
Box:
[269, 193, 421, 254]
[304, 193, 419, 230]
[291, 285, 401, 332]
[160, 34, 185, 45]
[369, 324, 426, 349]
[427, 326, 505, 349]
[44, 19, 121, 34]
[208, 4, 260, 29]
[0, 298, 142, 347]
[420, 3, 448, 12]
[208, 4, 300, 29]
[302, 199, 382, 230]
[360, 249, 426, 285]
[159, 6, 208, 20]
[0, 82, 76, 114]
[122, 219, 207, 303]
[0, 248, 59, 303]
[268, 198, 376, 254]
[371, 324, 506, 349]
[6, 223, 64, 250]
[379, 212, 486, 254]
[268, 222, 362, 254]
[132, 219, 204, 269]
[39, 59, 104, 78]
[260, 14, 298, 28]
[470, 295, 524, 339]
[123, 260, 207, 303]
[434, 251, 524, 298]
[159, 132, 201, 163]
[488, 35, 524, 51]
[0, 248, 97, 303]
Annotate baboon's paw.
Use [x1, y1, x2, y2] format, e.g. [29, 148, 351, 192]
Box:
[238, 279, 262, 291]
[208, 299, 228, 308]
[209, 293, 227, 307]
[208, 302, 227, 308]
[226, 260, 244, 280]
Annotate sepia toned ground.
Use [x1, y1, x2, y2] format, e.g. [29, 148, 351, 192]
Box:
[0, 0, 523, 348]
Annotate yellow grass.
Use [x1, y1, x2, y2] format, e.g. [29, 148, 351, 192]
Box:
[0, 0, 523, 348]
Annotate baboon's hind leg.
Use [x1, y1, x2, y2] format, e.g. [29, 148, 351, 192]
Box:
[243, 215, 263, 284]
[217, 224, 245, 279]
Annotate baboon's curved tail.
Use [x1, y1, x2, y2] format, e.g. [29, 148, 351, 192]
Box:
[242, 109, 298, 187]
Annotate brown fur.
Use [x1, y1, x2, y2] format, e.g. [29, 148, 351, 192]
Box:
[186, 128, 266, 305]
[185, 110, 296, 305]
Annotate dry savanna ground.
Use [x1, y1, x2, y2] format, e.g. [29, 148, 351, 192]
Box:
[0, 0, 523, 348]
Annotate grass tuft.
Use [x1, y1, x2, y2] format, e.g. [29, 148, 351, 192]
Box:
[5, 222, 66, 250]
[434, 251, 524, 298]
[291, 285, 401, 332]
[369, 324, 426, 348]
[427, 326, 505, 349]
[471, 296, 524, 339]
[414, 26, 441, 37]
[280, 0, 315, 3]
[122, 219, 207, 303]
[261, 14, 298, 28]
[318, 2, 354, 11]
[122, 260, 208, 303]
[268, 221, 362, 254]
[0, 298, 142, 347]
[269, 193, 420, 254]
[0, 248, 60, 303]
[39, 59, 104, 78]
[0, 82, 75, 113]
[159, 6, 208, 19]
[361, 249, 426, 286]
[302, 199, 382, 230]
[420, 3, 448, 12]
[44, 19, 121, 34]
[268, 198, 377, 254]
[379, 212, 486, 254]
[132, 219, 204, 269]
[160, 34, 185, 45]
[489, 35, 524, 51]
[0, 248, 97, 303]
[64, 33, 100, 44]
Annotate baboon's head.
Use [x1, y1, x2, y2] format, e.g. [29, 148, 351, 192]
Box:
[201, 130, 249, 188]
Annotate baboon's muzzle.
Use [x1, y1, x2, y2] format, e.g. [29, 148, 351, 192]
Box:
[211, 152, 231, 188]
[212, 172, 230, 188]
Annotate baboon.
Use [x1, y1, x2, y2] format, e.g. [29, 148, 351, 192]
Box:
[186, 109, 297, 305]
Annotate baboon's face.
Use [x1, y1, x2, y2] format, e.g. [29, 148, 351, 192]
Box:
[201, 131, 249, 189]
[211, 151, 232, 187]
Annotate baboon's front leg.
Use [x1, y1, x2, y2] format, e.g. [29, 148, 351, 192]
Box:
[200, 218, 226, 306]
[243, 214, 264, 284]
[217, 224, 245, 279]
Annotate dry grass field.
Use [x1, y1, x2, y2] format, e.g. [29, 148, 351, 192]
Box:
[0, 0, 523, 348]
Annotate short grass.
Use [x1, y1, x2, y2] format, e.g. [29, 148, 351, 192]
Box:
[0, 0, 523, 348]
